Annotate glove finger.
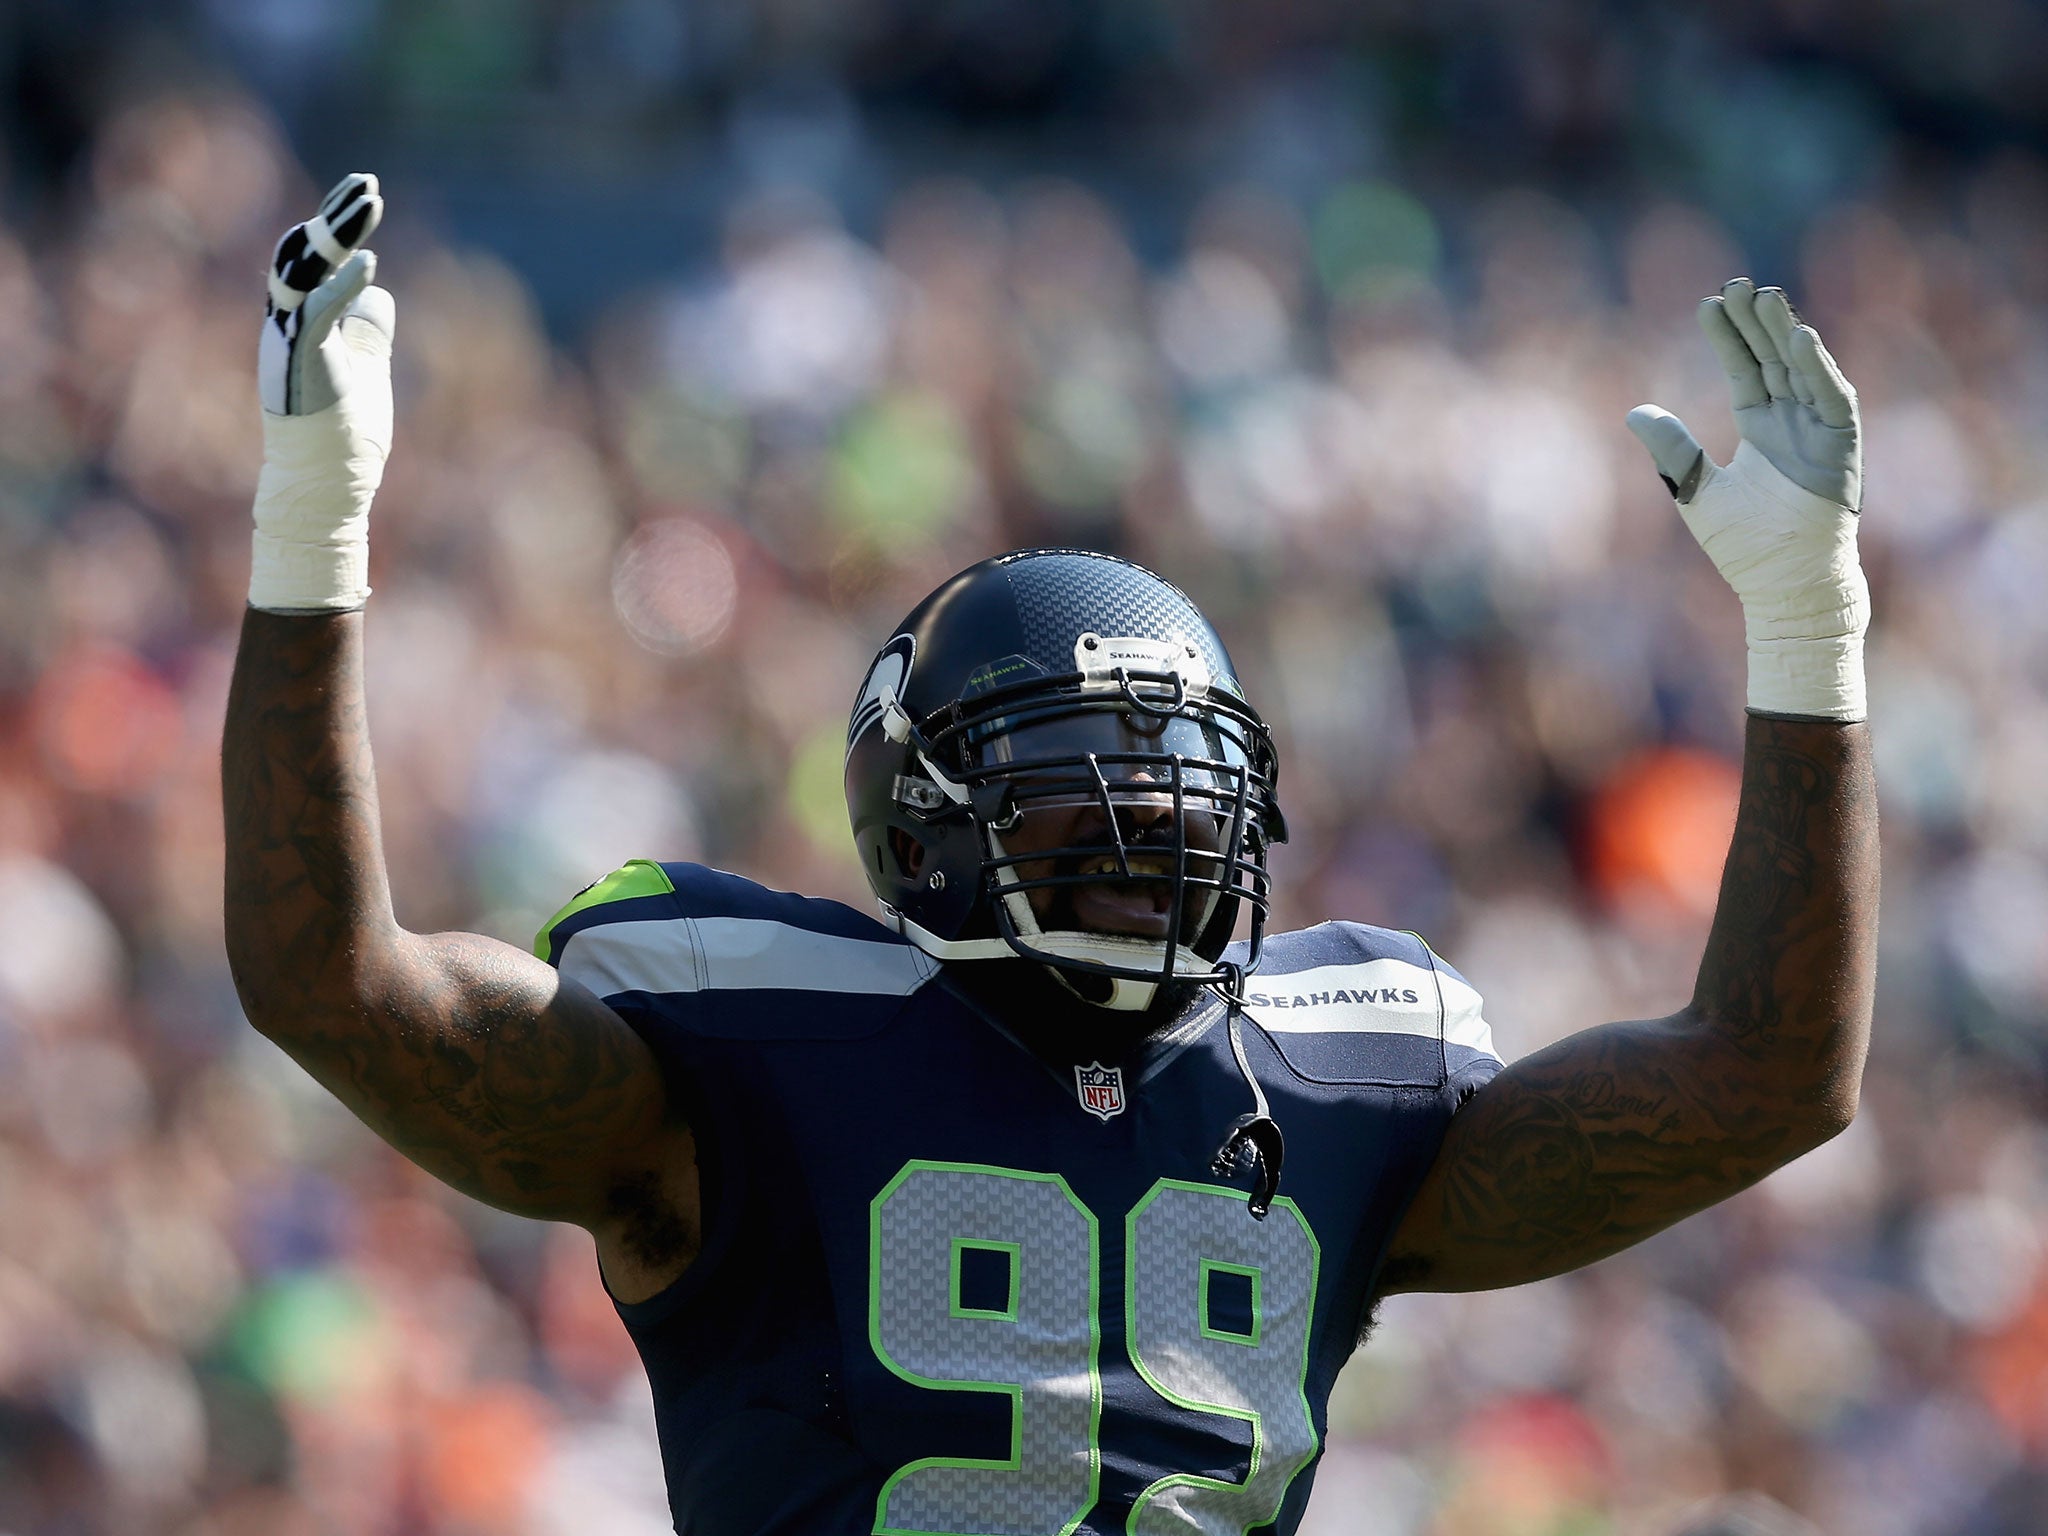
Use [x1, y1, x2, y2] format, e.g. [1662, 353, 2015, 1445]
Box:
[1755, 288, 1815, 408]
[266, 174, 383, 314]
[1720, 277, 1795, 402]
[1789, 322, 1857, 430]
[318, 172, 383, 248]
[1698, 297, 1769, 411]
[1625, 404, 1713, 502]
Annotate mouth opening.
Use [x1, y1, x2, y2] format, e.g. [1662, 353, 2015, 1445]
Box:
[1058, 854, 1180, 936]
[898, 671, 1283, 995]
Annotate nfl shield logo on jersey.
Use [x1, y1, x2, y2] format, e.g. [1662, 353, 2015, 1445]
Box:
[1074, 1062, 1126, 1122]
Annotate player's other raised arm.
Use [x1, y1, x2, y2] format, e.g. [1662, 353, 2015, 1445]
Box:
[1380, 280, 1878, 1293]
[221, 179, 696, 1298]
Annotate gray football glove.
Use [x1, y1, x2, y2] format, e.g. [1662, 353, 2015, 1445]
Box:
[258, 172, 389, 417]
[1625, 278, 1869, 720]
[249, 173, 396, 612]
[1628, 277, 1860, 511]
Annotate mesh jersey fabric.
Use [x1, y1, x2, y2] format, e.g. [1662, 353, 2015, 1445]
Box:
[538, 861, 1502, 1536]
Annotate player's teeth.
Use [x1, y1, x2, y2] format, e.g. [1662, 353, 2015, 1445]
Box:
[1080, 855, 1171, 878]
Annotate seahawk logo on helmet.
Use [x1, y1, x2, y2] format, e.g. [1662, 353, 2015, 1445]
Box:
[847, 634, 916, 757]
[843, 548, 1286, 1011]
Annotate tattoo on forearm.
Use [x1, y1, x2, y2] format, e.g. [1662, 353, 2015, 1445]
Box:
[1382, 716, 1877, 1293]
[223, 611, 386, 993]
[1692, 724, 1833, 1051]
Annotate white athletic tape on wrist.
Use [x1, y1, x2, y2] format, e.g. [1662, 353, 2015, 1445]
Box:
[1684, 441, 1870, 721]
[248, 400, 389, 612]
[1747, 630, 1866, 720]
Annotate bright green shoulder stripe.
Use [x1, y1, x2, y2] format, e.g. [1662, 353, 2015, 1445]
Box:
[533, 859, 677, 959]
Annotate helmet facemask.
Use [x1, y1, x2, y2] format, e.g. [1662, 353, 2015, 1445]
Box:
[882, 634, 1284, 1010]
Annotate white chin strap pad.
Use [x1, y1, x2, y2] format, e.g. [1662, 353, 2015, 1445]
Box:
[992, 858, 1212, 1012]
[1098, 976, 1160, 1011]
[877, 898, 1195, 1014]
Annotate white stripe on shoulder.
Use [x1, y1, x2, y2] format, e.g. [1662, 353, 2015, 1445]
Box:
[558, 916, 940, 1000]
[1242, 957, 1496, 1057]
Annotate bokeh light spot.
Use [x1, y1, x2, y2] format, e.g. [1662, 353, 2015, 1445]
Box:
[424, 1382, 555, 1529]
[1585, 747, 1740, 919]
[830, 391, 975, 543]
[788, 722, 857, 864]
[227, 1271, 388, 1405]
[1313, 182, 1441, 299]
[610, 518, 740, 656]
[32, 645, 183, 797]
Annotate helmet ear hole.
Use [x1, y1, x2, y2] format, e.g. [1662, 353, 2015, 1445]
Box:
[887, 828, 927, 879]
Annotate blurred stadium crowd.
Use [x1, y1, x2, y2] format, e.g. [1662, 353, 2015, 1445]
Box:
[3, 2, 2048, 1534]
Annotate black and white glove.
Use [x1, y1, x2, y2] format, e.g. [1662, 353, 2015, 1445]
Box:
[1627, 278, 1869, 721]
[249, 173, 394, 613]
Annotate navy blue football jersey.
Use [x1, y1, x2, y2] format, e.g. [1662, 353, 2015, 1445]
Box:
[538, 861, 1502, 1536]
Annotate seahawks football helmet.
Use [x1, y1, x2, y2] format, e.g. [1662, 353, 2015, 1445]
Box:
[845, 549, 1286, 1010]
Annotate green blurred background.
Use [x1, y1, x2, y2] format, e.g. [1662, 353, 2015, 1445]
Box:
[1, 2, 2045, 1533]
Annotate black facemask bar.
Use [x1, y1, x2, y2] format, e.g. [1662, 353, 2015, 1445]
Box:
[978, 754, 1252, 921]
[983, 751, 1268, 988]
[903, 665, 1286, 992]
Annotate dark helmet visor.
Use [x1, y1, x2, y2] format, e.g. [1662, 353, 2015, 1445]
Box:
[965, 707, 1262, 909]
[970, 706, 1251, 797]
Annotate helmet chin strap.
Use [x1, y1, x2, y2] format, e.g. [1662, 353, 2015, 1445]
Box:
[877, 855, 1220, 1012]
[872, 903, 1160, 1007]
[994, 870, 1160, 1011]
[985, 835, 1240, 1013]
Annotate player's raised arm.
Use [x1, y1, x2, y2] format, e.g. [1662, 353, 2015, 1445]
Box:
[1379, 279, 1878, 1293]
[221, 179, 696, 1297]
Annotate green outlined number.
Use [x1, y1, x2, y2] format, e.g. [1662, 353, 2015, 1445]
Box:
[869, 1163, 1102, 1536]
[1126, 1182, 1321, 1535]
[868, 1166, 1323, 1536]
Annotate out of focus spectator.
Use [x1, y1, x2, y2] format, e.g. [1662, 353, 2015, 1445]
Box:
[0, 5, 2045, 1534]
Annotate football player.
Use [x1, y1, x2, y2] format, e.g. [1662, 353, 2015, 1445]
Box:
[224, 178, 1876, 1535]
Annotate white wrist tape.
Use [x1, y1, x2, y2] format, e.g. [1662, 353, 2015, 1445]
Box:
[248, 398, 390, 612]
[1747, 628, 1867, 720]
[1682, 442, 1870, 720]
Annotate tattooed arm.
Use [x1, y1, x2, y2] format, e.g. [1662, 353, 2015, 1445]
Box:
[1382, 279, 1881, 1293]
[222, 184, 693, 1302]
[1380, 717, 1876, 1292]
[223, 613, 698, 1301]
